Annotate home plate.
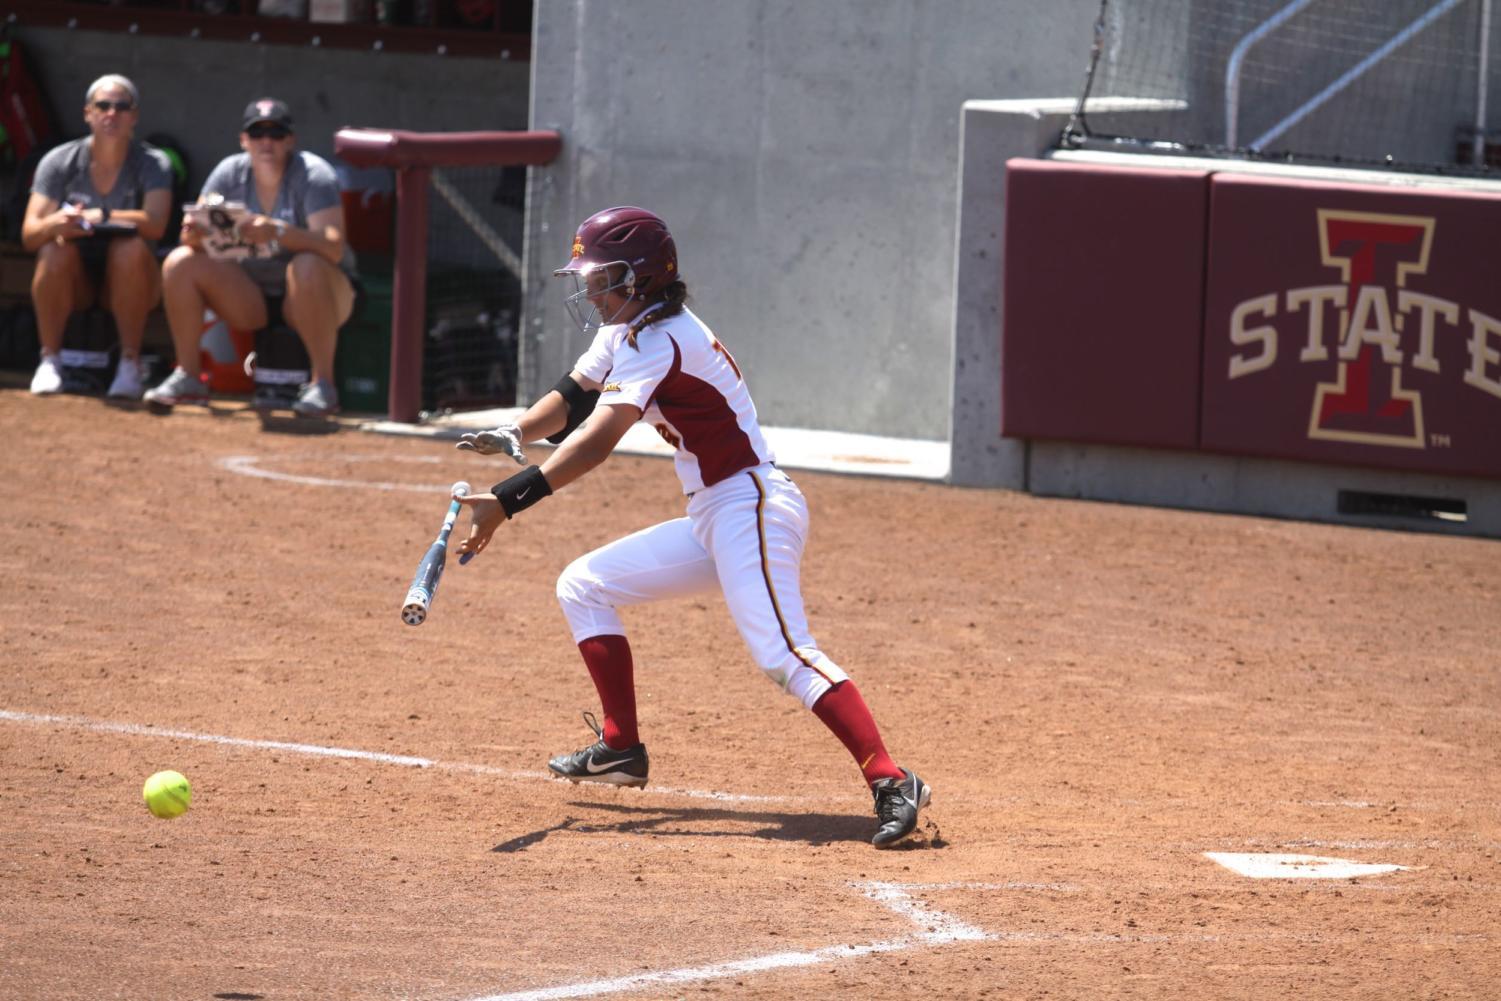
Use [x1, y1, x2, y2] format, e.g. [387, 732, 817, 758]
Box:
[1206, 852, 1410, 879]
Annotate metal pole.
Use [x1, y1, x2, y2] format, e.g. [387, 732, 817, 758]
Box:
[389, 166, 430, 424]
[1225, 0, 1320, 148]
[1250, 0, 1466, 151]
[1476, 0, 1494, 167]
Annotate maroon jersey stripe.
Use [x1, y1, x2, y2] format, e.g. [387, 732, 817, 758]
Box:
[654, 336, 762, 487]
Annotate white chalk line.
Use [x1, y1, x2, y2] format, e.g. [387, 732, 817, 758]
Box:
[452, 876, 1490, 1001]
[0, 709, 793, 805]
[6, 709, 1491, 996]
[14, 710, 1489, 824]
[8, 711, 1491, 821]
[217, 453, 452, 494]
[459, 882, 994, 1001]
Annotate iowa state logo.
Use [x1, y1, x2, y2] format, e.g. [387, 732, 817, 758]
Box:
[1226, 209, 1501, 450]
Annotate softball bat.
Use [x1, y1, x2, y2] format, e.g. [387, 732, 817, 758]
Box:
[401, 481, 469, 626]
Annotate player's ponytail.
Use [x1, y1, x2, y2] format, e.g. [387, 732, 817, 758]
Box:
[626, 280, 688, 349]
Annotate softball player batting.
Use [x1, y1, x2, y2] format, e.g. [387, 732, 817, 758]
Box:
[454, 206, 930, 848]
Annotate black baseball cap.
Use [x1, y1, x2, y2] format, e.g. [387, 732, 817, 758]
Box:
[242, 98, 294, 131]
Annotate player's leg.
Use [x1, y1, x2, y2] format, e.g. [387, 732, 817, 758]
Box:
[281, 253, 354, 416]
[550, 517, 718, 785]
[699, 468, 929, 846]
[28, 240, 90, 394]
[147, 246, 267, 407]
[101, 235, 162, 398]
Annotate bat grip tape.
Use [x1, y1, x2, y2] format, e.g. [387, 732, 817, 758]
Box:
[492, 465, 553, 519]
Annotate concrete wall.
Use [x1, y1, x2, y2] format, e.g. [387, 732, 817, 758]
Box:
[947, 98, 1183, 490]
[13, 25, 530, 194]
[521, 0, 1103, 439]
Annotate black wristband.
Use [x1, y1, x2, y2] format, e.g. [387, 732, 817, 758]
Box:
[100, 205, 111, 223]
[492, 465, 553, 519]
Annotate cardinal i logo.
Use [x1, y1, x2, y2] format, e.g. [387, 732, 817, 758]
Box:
[1226, 209, 1501, 450]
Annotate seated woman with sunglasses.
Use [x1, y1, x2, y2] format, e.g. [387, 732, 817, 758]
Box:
[22, 74, 173, 399]
[144, 98, 358, 417]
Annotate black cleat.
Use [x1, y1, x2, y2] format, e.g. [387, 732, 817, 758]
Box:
[547, 712, 649, 788]
[870, 768, 931, 848]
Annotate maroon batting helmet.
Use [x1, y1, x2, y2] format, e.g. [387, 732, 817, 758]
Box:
[554, 206, 679, 331]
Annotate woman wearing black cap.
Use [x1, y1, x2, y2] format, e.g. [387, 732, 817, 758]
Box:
[144, 97, 358, 417]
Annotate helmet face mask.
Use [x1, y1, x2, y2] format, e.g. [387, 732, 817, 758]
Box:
[559, 261, 637, 332]
[554, 207, 678, 334]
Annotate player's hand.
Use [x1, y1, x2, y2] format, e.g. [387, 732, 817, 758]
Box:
[179, 218, 204, 249]
[454, 493, 505, 558]
[52, 204, 89, 241]
[456, 423, 527, 465]
[237, 214, 282, 245]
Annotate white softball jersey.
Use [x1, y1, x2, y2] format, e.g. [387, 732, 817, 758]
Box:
[572, 307, 774, 495]
[557, 307, 848, 708]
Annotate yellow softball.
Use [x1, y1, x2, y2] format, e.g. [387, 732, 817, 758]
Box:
[142, 770, 192, 819]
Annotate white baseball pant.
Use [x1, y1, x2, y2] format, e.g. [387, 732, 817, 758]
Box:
[555, 464, 848, 709]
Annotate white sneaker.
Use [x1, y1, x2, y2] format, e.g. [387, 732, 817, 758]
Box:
[30, 355, 63, 395]
[143, 366, 211, 410]
[107, 357, 145, 400]
[291, 378, 340, 418]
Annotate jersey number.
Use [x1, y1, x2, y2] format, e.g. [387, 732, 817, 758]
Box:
[709, 334, 742, 381]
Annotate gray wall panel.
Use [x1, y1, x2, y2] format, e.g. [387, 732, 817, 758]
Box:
[15, 26, 529, 193]
[524, 0, 1102, 438]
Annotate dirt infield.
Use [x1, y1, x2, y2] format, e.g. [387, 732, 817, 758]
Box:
[2, 388, 1499, 1001]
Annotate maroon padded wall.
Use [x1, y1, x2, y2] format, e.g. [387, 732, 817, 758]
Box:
[1001, 158, 1210, 449]
[1201, 173, 1501, 479]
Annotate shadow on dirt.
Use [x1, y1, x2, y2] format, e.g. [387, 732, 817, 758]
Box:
[492, 801, 888, 853]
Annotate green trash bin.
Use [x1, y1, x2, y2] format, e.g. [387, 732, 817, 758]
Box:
[336, 269, 393, 415]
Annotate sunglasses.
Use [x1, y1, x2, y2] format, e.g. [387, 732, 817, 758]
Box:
[91, 100, 135, 113]
[245, 124, 291, 140]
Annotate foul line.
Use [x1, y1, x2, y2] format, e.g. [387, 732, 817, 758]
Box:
[461, 881, 994, 1001]
[216, 454, 451, 493]
[452, 876, 1486, 1001]
[0, 709, 794, 805]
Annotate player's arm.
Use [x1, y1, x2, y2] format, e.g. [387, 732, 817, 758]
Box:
[20, 191, 84, 251]
[536, 400, 639, 491]
[454, 383, 630, 556]
[96, 188, 171, 241]
[239, 203, 346, 265]
[522, 370, 604, 443]
[455, 370, 603, 462]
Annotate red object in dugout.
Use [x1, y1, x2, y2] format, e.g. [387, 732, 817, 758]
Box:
[1201, 173, 1501, 480]
[1000, 158, 1209, 450]
[199, 315, 254, 394]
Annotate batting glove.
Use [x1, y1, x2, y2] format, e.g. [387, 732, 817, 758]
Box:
[456, 423, 527, 465]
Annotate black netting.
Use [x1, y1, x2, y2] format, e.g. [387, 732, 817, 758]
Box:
[1066, 0, 1497, 175]
[421, 164, 526, 414]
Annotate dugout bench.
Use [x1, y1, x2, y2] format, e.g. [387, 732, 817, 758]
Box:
[0, 238, 392, 415]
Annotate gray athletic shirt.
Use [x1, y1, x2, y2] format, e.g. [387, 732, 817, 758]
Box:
[199, 149, 358, 293]
[31, 137, 173, 213]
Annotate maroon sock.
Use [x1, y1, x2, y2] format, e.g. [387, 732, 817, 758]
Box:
[811, 680, 904, 786]
[577, 634, 639, 749]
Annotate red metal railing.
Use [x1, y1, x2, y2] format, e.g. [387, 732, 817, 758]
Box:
[333, 127, 562, 422]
